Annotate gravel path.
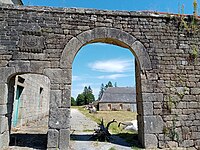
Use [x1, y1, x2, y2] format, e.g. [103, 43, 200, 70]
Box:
[70, 108, 98, 132]
[70, 108, 132, 150]
[8, 108, 133, 150]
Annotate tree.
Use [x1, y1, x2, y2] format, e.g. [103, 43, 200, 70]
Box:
[71, 97, 76, 106]
[105, 81, 113, 88]
[76, 94, 85, 106]
[98, 81, 117, 100]
[76, 86, 95, 106]
[98, 83, 105, 100]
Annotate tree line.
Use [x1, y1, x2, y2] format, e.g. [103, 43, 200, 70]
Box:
[71, 81, 117, 106]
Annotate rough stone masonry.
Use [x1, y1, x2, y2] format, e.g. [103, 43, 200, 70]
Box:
[0, 3, 199, 150]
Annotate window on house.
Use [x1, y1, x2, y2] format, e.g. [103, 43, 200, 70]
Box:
[120, 104, 123, 110]
[108, 104, 111, 110]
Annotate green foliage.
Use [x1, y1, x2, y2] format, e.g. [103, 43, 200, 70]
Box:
[76, 94, 85, 106]
[177, 1, 199, 64]
[76, 86, 95, 106]
[71, 97, 76, 106]
[163, 116, 179, 141]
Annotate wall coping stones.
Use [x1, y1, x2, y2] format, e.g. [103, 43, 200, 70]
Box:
[0, 3, 180, 19]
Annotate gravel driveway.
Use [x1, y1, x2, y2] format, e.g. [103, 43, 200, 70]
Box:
[70, 108, 98, 132]
[70, 108, 132, 150]
[8, 108, 133, 150]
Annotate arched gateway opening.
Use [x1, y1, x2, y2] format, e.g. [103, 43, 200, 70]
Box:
[7, 73, 50, 149]
[60, 27, 159, 149]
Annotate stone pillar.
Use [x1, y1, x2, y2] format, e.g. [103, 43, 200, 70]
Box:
[0, 83, 9, 149]
[45, 68, 71, 150]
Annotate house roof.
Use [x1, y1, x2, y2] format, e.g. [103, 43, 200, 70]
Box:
[99, 87, 136, 103]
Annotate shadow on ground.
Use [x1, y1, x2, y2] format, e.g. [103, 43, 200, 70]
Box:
[71, 133, 142, 148]
[9, 134, 47, 149]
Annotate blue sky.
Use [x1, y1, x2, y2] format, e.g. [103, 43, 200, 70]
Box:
[22, 0, 198, 99]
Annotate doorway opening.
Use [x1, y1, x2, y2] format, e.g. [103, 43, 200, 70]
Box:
[70, 42, 140, 149]
[7, 74, 50, 149]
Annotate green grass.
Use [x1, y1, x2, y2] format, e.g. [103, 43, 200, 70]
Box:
[73, 106, 137, 133]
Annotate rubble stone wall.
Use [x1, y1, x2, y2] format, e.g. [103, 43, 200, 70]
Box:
[0, 4, 199, 149]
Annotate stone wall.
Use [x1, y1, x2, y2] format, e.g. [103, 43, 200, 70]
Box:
[11, 74, 50, 129]
[99, 103, 137, 112]
[0, 4, 199, 149]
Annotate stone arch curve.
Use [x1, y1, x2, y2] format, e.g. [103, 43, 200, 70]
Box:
[60, 27, 152, 71]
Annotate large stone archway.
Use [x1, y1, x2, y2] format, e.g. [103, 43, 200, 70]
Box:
[59, 27, 163, 149]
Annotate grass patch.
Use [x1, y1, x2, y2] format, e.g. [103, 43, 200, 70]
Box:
[74, 106, 137, 133]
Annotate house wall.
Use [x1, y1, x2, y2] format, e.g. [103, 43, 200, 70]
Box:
[99, 102, 137, 112]
[12, 74, 50, 128]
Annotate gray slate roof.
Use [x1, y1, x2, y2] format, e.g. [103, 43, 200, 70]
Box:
[100, 87, 136, 103]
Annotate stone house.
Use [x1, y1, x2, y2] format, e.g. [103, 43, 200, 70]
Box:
[99, 87, 136, 112]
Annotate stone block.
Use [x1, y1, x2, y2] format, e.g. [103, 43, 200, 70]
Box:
[0, 130, 9, 149]
[143, 102, 153, 115]
[144, 134, 158, 149]
[47, 129, 59, 148]
[167, 141, 178, 148]
[146, 73, 158, 80]
[196, 113, 200, 120]
[30, 61, 51, 73]
[180, 140, 194, 147]
[50, 90, 62, 108]
[60, 37, 83, 69]
[142, 93, 163, 102]
[0, 105, 7, 115]
[76, 29, 94, 44]
[9, 60, 30, 73]
[49, 108, 70, 129]
[0, 84, 8, 105]
[107, 28, 136, 46]
[191, 132, 200, 139]
[0, 116, 8, 134]
[92, 27, 107, 40]
[154, 102, 162, 109]
[144, 115, 163, 133]
[191, 88, 200, 95]
[44, 69, 71, 84]
[131, 41, 152, 70]
[59, 129, 70, 149]
[0, 60, 8, 67]
[61, 86, 71, 108]
[0, 67, 15, 83]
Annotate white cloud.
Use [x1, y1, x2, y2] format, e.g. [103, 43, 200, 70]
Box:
[98, 74, 132, 79]
[72, 75, 81, 81]
[89, 59, 133, 73]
